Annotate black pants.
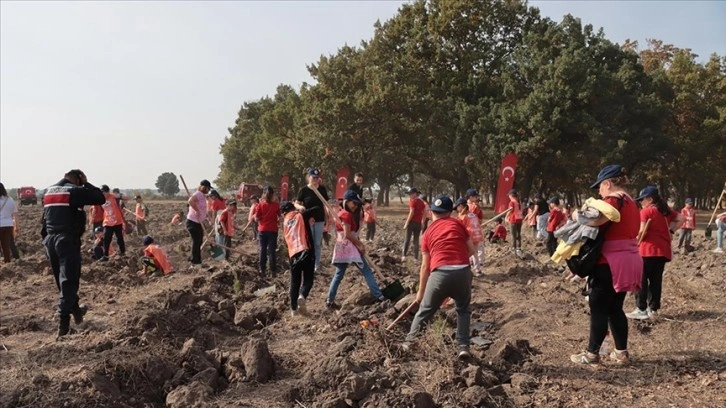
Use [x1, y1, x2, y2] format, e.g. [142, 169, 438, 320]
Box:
[365, 222, 376, 241]
[186, 220, 203, 264]
[546, 231, 557, 256]
[0, 226, 16, 262]
[290, 250, 315, 310]
[403, 222, 422, 259]
[510, 223, 522, 249]
[636, 257, 666, 312]
[258, 231, 278, 272]
[44, 233, 82, 316]
[103, 224, 125, 256]
[222, 235, 233, 260]
[587, 264, 628, 353]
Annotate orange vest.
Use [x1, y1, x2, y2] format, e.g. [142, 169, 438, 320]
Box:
[144, 244, 173, 274]
[459, 212, 483, 244]
[102, 192, 125, 227]
[135, 203, 145, 220]
[283, 212, 309, 257]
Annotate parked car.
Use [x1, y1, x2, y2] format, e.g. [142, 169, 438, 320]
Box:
[17, 186, 37, 205]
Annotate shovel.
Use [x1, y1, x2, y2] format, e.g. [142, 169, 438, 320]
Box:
[705, 183, 726, 238]
[309, 185, 403, 301]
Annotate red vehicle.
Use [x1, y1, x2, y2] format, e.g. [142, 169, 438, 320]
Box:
[18, 186, 38, 205]
[236, 183, 264, 205]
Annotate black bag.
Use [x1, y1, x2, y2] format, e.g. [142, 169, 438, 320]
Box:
[566, 196, 624, 278]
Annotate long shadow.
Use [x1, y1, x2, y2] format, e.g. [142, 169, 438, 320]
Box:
[667, 310, 725, 322]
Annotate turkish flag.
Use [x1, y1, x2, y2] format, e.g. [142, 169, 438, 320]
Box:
[494, 153, 518, 213]
[280, 175, 289, 201]
[336, 167, 350, 200]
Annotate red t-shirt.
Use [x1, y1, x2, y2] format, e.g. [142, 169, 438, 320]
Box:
[603, 195, 639, 241]
[493, 224, 507, 240]
[409, 198, 426, 223]
[336, 209, 359, 233]
[468, 202, 484, 221]
[209, 197, 226, 213]
[255, 201, 280, 232]
[639, 205, 678, 260]
[546, 209, 566, 232]
[507, 199, 523, 224]
[421, 216, 471, 271]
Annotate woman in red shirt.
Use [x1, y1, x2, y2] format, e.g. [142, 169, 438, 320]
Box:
[254, 186, 280, 275]
[627, 186, 684, 320]
[571, 165, 642, 366]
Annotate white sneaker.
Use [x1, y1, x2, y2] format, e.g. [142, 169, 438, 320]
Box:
[713, 248, 724, 254]
[626, 308, 649, 320]
[647, 309, 658, 319]
[401, 255, 407, 262]
[297, 296, 307, 315]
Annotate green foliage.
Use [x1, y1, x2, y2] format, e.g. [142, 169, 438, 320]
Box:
[155, 172, 180, 197]
[216, 0, 725, 206]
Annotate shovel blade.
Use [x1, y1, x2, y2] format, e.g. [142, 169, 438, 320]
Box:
[381, 279, 404, 301]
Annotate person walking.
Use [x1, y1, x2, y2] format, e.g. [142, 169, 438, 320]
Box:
[533, 193, 550, 240]
[294, 168, 330, 273]
[677, 198, 696, 253]
[100, 185, 126, 260]
[402, 187, 426, 261]
[0, 182, 19, 263]
[281, 202, 316, 316]
[570, 164, 642, 366]
[134, 195, 149, 236]
[187, 180, 211, 266]
[627, 186, 684, 320]
[326, 190, 386, 309]
[41, 169, 105, 337]
[255, 186, 281, 275]
[403, 195, 476, 359]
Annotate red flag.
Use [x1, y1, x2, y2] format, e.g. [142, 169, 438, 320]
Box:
[336, 167, 350, 200]
[280, 175, 289, 201]
[494, 153, 518, 213]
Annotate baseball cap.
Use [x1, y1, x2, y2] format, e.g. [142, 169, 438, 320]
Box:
[142, 235, 154, 246]
[308, 168, 321, 177]
[226, 199, 237, 206]
[200, 180, 212, 188]
[590, 165, 624, 189]
[508, 189, 518, 196]
[135, 195, 142, 200]
[94, 226, 104, 234]
[280, 202, 295, 214]
[454, 197, 467, 208]
[465, 188, 479, 198]
[406, 187, 419, 194]
[343, 189, 362, 204]
[685, 198, 693, 204]
[547, 197, 560, 205]
[635, 185, 659, 201]
[430, 195, 453, 213]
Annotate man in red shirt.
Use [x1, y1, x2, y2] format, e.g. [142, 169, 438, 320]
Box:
[545, 198, 566, 256]
[403, 195, 476, 360]
[402, 187, 426, 261]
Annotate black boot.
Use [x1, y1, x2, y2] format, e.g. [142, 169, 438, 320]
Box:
[57, 315, 71, 338]
[72, 304, 88, 325]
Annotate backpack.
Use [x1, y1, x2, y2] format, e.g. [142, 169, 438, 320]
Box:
[566, 196, 624, 278]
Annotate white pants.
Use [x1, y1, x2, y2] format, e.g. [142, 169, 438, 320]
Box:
[536, 213, 549, 240]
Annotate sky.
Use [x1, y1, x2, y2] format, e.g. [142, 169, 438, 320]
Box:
[1, 1, 724, 191]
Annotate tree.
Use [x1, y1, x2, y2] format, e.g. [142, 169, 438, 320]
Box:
[155, 172, 180, 197]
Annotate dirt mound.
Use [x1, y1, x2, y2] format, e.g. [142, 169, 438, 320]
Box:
[2, 202, 726, 407]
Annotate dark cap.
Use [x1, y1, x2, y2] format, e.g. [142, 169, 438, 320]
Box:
[547, 197, 560, 205]
[135, 195, 142, 200]
[465, 188, 479, 198]
[508, 189, 518, 196]
[635, 185, 659, 201]
[200, 180, 212, 188]
[307, 168, 321, 177]
[685, 198, 693, 204]
[406, 187, 419, 194]
[430, 195, 454, 213]
[454, 197, 467, 208]
[142, 235, 154, 246]
[590, 164, 624, 189]
[280, 202, 295, 214]
[226, 199, 237, 206]
[343, 189, 362, 204]
[94, 226, 104, 233]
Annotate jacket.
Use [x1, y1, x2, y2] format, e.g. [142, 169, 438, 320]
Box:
[42, 179, 105, 237]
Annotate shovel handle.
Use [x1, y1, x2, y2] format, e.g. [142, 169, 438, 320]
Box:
[482, 208, 512, 227]
[386, 301, 419, 331]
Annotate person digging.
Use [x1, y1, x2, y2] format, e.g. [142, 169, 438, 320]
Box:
[402, 195, 476, 360]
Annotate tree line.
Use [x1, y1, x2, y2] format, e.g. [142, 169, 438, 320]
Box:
[216, 0, 725, 208]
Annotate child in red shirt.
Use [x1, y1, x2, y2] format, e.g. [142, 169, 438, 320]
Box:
[545, 198, 566, 256]
[139, 235, 174, 277]
[677, 198, 696, 252]
[363, 199, 377, 241]
[215, 200, 238, 260]
[402, 188, 426, 261]
[282, 202, 316, 316]
[255, 187, 281, 275]
[455, 198, 484, 274]
[404, 195, 476, 360]
[488, 218, 507, 243]
[506, 189, 524, 255]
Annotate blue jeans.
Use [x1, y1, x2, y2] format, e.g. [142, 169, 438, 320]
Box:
[717, 219, 726, 249]
[326, 257, 383, 303]
[258, 231, 278, 272]
[311, 221, 325, 269]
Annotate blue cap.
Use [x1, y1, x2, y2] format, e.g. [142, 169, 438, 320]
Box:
[430, 195, 454, 213]
[465, 188, 479, 198]
[406, 187, 419, 194]
[280, 202, 295, 213]
[547, 197, 560, 205]
[142, 235, 154, 246]
[343, 189, 362, 204]
[200, 180, 212, 188]
[685, 198, 693, 204]
[590, 164, 624, 189]
[635, 185, 659, 201]
[308, 168, 321, 177]
[454, 197, 467, 208]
